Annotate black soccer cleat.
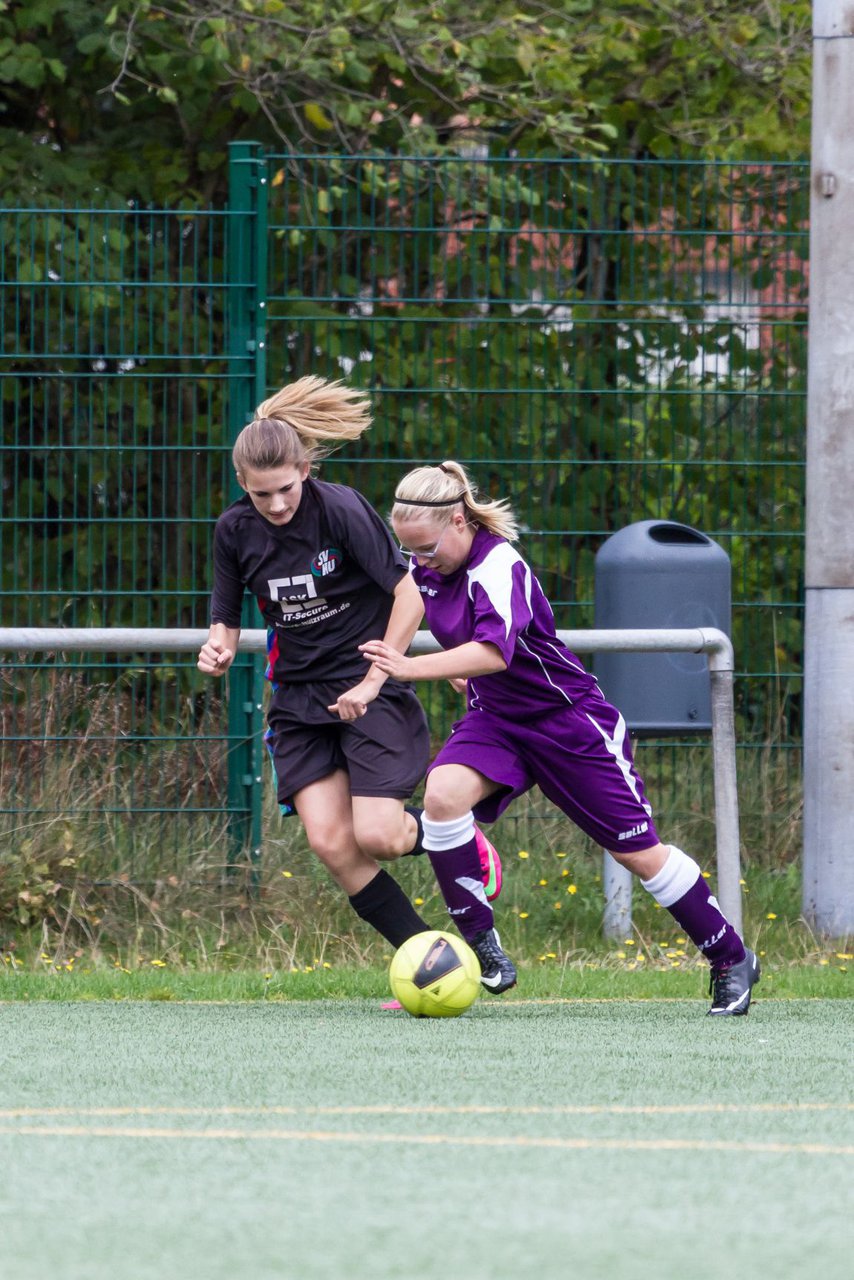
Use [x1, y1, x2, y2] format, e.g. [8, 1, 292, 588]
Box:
[707, 948, 761, 1016]
[469, 928, 517, 994]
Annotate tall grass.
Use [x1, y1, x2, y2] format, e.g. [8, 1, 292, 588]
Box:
[1, 673, 847, 973]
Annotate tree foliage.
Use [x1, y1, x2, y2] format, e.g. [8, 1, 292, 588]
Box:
[1, 1, 812, 204]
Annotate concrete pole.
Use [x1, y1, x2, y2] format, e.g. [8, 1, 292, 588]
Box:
[803, 1, 854, 934]
[602, 853, 633, 941]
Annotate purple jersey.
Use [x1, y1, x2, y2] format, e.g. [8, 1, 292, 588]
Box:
[413, 527, 599, 717]
[210, 479, 407, 685]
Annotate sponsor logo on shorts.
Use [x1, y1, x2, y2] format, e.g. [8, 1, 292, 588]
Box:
[617, 821, 649, 841]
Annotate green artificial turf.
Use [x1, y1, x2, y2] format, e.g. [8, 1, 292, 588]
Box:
[0, 999, 851, 1280]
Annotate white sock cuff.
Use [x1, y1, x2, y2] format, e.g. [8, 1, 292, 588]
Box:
[422, 812, 476, 852]
[640, 846, 701, 908]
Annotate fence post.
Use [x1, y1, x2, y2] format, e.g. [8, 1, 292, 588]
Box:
[225, 141, 269, 870]
[602, 853, 633, 940]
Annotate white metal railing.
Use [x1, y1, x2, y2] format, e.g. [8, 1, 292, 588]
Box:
[0, 626, 742, 934]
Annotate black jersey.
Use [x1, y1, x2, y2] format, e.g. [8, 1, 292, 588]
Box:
[210, 478, 407, 685]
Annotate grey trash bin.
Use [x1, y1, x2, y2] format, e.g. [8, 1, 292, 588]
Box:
[593, 520, 731, 734]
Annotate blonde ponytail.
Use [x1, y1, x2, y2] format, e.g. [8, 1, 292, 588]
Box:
[233, 376, 372, 478]
[393, 461, 519, 543]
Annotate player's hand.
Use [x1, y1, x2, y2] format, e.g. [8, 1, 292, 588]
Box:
[327, 678, 379, 721]
[448, 678, 467, 694]
[358, 640, 413, 681]
[197, 639, 235, 676]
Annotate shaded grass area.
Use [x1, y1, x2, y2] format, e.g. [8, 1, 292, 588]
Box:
[0, 1000, 851, 1280]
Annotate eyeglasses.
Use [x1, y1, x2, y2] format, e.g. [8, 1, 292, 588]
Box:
[397, 525, 450, 561]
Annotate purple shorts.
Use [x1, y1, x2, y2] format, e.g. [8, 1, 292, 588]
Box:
[429, 689, 659, 852]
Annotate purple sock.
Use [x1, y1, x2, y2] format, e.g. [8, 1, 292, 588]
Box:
[427, 836, 494, 941]
[667, 877, 746, 968]
[641, 846, 746, 968]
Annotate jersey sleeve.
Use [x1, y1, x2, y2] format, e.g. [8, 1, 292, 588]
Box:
[467, 544, 533, 665]
[209, 516, 248, 627]
[327, 488, 407, 594]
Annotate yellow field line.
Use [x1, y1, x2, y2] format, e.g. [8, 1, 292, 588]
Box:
[0, 1102, 851, 1118]
[0, 1124, 851, 1157]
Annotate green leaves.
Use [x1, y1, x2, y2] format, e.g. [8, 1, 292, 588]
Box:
[1, 0, 813, 211]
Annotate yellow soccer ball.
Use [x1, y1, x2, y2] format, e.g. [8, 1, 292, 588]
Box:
[389, 930, 482, 1018]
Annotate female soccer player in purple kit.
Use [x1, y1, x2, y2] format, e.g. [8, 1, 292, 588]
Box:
[361, 460, 760, 1015]
[198, 380, 498, 952]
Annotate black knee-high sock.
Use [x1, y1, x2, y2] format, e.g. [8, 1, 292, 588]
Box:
[402, 805, 426, 856]
[348, 868, 430, 947]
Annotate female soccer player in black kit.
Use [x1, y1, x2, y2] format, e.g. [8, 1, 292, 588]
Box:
[197, 377, 499, 950]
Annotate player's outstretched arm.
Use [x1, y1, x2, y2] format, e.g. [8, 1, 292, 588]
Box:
[328, 575, 425, 721]
[381, 573, 426, 655]
[359, 638, 506, 683]
[198, 623, 240, 677]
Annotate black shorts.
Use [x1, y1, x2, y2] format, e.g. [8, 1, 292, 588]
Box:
[263, 678, 430, 814]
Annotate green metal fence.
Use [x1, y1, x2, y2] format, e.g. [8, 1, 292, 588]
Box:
[263, 153, 808, 850]
[0, 170, 266, 873]
[0, 150, 808, 878]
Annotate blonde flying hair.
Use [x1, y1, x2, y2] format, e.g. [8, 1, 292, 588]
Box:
[392, 461, 519, 543]
[232, 375, 372, 479]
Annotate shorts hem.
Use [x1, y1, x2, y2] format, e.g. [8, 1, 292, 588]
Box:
[278, 764, 342, 811]
[349, 787, 416, 800]
[281, 772, 418, 809]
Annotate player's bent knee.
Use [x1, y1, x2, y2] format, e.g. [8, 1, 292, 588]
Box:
[422, 783, 471, 823]
[423, 762, 489, 820]
[304, 822, 356, 868]
[608, 841, 669, 880]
